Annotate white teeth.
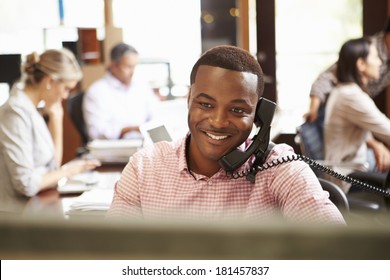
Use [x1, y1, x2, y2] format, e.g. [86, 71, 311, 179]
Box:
[206, 132, 228, 140]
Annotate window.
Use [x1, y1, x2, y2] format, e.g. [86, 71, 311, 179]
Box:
[0, 0, 362, 107]
[113, 0, 202, 97]
[275, 0, 362, 132]
[0, 0, 104, 55]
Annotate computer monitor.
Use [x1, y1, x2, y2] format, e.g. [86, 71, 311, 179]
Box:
[0, 54, 21, 88]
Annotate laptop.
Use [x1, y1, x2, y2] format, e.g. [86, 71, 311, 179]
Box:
[140, 121, 173, 146]
[140, 98, 189, 146]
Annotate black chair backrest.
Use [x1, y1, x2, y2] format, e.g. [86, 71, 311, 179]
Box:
[297, 121, 324, 160]
[297, 109, 388, 213]
[67, 92, 89, 145]
[318, 178, 349, 214]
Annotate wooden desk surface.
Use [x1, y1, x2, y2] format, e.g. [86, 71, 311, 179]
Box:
[96, 162, 126, 173]
[23, 188, 66, 219]
[23, 165, 124, 219]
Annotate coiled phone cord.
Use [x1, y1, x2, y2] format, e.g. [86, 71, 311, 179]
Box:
[230, 154, 390, 198]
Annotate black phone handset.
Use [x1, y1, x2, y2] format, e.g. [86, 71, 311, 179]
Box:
[218, 98, 390, 199]
[218, 97, 277, 175]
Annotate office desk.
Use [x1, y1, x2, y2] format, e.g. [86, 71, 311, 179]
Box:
[22, 187, 104, 220]
[23, 188, 66, 219]
[6, 166, 390, 260]
[96, 162, 127, 172]
[23, 165, 124, 219]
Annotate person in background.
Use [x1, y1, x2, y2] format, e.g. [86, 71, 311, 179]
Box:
[0, 49, 100, 213]
[107, 45, 345, 225]
[304, 16, 390, 124]
[83, 43, 159, 140]
[324, 37, 390, 193]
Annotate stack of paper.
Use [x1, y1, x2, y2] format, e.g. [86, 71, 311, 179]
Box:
[63, 172, 121, 217]
[68, 189, 114, 212]
[57, 171, 100, 194]
[87, 139, 143, 163]
[58, 171, 120, 194]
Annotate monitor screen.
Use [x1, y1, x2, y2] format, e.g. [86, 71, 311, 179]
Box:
[0, 54, 21, 87]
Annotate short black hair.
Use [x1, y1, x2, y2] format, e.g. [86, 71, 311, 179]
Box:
[110, 43, 138, 63]
[190, 45, 264, 98]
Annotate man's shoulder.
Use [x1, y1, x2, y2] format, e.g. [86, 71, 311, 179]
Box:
[370, 31, 383, 43]
[268, 143, 295, 158]
[85, 75, 115, 96]
[265, 143, 307, 169]
[87, 78, 109, 91]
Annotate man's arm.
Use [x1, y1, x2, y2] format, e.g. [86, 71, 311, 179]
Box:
[367, 32, 390, 97]
[119, 126, 140, 139]
[271, 159, 346, 225]
[303, 95, 322, 122]
[106, 159, 143, 219]
[304, 64, 338, 122]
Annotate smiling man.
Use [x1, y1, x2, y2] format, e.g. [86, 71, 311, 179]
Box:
[107, 45, 345, 225]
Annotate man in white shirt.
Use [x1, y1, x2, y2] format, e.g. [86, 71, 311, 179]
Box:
[83, 43, 159, 140]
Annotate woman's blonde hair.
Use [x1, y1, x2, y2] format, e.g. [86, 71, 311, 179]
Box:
[23, 48, 82, 86]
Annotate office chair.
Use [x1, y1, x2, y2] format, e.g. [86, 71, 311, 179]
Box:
[318, 177, 349, 215]
[296, 121, 388, 212]
[67, 92, 89, 156]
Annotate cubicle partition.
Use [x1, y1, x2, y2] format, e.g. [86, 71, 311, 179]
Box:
[1, 214, 390, 259]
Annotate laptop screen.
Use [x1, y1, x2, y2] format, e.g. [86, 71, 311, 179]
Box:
[146, 125, 172, 143]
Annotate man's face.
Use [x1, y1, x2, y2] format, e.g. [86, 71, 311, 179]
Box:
[187, 65, 258, 174]
[110, 52, 138, 86]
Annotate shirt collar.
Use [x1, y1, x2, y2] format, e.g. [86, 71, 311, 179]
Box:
[178, 133, 253, 180]
[177, 134, 191, 173]
[104, 72, 129, 90]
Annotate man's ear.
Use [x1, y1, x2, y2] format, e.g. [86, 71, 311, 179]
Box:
[187, 87, 192, 106]
[109, 61, 118, 72]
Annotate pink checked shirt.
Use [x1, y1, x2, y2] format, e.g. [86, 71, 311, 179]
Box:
[107, 138, 345, 224]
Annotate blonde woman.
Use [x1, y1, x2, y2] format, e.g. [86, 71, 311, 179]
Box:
[0, 49, 100, 212]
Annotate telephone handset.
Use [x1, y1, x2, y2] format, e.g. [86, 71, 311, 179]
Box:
[218, 97, 277, 173]
[218, 98, 390, 199]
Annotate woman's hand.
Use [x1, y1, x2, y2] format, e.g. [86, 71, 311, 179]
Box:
[45, 100, 64, 122]
[61, 159, 101, 178]
[367, 139, 390, 172]
[44, 100, 65, 165]
[40, 159, 101, 191]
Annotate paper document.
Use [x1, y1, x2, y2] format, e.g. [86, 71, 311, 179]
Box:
[69, 189, 114, 212]
[87, 139, 143, 163]
[57, 171, 99, 194]
[57, 171, 120, 194]
[64, 172, 121, 215]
